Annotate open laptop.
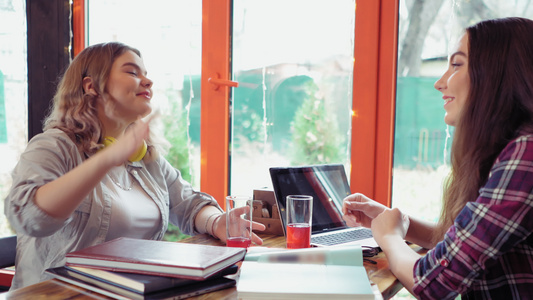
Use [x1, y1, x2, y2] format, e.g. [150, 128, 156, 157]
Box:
[269, 164, 379, 249]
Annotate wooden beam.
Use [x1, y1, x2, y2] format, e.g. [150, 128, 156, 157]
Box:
[26, 0, 71, 139]
[351, 0, 398, 207]
[200, 0, 231, 208]
[351, 1, 380, 199]
[72, 0, 85, 57]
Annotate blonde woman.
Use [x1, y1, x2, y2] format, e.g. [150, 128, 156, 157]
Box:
[5, 42, 265, 289]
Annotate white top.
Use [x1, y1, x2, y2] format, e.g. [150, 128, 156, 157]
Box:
[105, 165, 161, 241]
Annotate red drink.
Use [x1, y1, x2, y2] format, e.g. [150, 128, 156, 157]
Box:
[226, 237, 252, 248]
[286, 223, 311, 249]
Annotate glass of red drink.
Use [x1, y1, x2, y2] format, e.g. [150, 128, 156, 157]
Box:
[286, 195, 313, 249]
[226, 195, 253, 248]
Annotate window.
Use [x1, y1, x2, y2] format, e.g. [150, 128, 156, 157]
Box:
[0, 0, 27, 238]
[24, 1, 533, 235]
[230, 0, 356, 195]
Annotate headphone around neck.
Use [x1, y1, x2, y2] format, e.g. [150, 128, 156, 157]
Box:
[102, 136, 147, 162]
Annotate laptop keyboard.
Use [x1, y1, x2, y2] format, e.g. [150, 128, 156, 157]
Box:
[311, 228, 373, 246]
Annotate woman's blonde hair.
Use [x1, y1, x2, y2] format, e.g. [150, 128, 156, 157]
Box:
[43, 42, 163, 159]
[434, 18, 533, 242]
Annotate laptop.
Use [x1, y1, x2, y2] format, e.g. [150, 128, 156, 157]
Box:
[269, 164, 379, 249]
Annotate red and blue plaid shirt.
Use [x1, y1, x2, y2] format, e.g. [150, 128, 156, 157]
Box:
[413, 134, 533, 300]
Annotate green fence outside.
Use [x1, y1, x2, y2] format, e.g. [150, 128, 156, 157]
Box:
[394, 76, 453, 169]
[180, 74, 452, 170]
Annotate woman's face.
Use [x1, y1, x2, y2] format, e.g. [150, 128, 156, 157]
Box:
[105, 50, 153, 122]
[434, 33, 470, 126]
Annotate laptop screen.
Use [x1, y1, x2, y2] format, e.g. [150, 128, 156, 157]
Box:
[269, 164, 351, 234]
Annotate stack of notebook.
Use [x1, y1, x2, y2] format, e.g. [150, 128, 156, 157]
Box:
[46, 237, 245, 300]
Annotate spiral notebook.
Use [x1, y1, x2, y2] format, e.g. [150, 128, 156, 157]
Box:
[269, 164, 379, 249]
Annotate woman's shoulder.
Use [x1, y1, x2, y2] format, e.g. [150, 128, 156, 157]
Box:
[27, 128, 79, 153]
[508, 133, 533, 147]
[30, 128, 74, 143]
[498, 133, 533, 162]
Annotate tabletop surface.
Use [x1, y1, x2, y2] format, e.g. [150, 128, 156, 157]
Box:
[1, 233, 423, 300]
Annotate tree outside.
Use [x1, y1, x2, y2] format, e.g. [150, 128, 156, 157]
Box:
[289, 81, 344, 165]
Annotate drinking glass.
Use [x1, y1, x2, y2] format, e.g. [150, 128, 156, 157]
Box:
[286, 195, 313, 249]
[226, 195, 253, 248]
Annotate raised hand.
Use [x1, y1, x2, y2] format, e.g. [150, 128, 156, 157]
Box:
[342, 193, 389, 228]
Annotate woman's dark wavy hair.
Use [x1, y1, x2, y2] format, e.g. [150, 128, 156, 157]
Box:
[435, 17, 533, 242]
[43, 42, 142, 154]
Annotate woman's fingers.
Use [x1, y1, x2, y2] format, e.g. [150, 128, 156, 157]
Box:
[342, 213, 362, 227]
[371, 207, 408, 239]
[251, 232, 264, 245]
[252, 220, 266, 231]
[225, 207, 266, 246]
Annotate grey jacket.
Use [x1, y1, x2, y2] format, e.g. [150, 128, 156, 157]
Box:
[4, 128, 220, 289]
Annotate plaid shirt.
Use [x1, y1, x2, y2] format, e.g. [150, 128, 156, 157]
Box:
[412, 134, 533, 300]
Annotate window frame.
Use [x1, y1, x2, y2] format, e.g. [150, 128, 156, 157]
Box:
[351, 0, 398, 207]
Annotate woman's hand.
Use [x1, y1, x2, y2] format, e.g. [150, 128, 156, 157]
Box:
[370, 208, 416, 294]
[103, 116, 152, 166]
[371, 207, 410, 243]
[212, 208, 266, 246]
[342, 193, 389, 228]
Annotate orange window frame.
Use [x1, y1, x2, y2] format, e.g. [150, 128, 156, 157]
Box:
[72, 0, 85, 57]
[351, 0, 398, 207]
[72, 0, 399, 208]
[200, 0, 232, 208]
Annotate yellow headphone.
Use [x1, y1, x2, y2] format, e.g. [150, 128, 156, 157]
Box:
[102, 137, 147, 162]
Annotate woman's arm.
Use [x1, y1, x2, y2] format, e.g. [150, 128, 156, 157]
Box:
[371, 208, 421, 294]
[343, 193, 437, 248]
[405, 216, 438, 249]
[378, 233, 420, 293]
[194, 205, 224, 236]
[34, 150, 114, 218]
[35, 120, 150, 219]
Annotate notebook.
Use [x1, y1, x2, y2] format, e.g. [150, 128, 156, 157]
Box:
[269, 164, 379, 249]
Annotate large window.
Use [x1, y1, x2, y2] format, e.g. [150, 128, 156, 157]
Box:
[0, 0, 27, 238]
[13, 0, 533, 241]
[87, 0, 356, 198]
[392, 0, 533, 222]
[230, 0, 355, 195]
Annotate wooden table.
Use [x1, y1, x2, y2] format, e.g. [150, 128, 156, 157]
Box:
[1, 234, 422, 300]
